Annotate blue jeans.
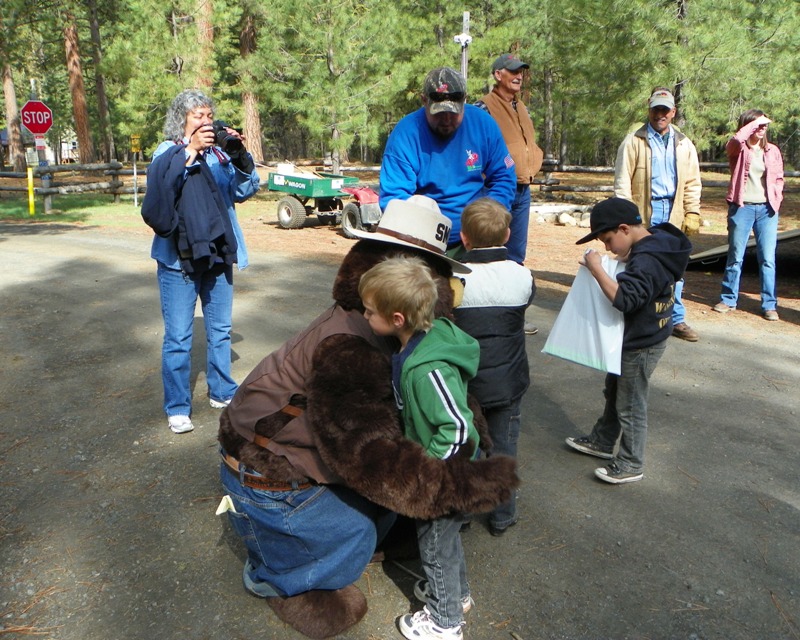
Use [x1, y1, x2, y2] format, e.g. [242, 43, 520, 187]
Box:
[506, 183, 531, 264]
[650, 199, 685, 324]
[417, 513, 469, 629]
[157, 262, 237, 416]
[588, 341, 667, 473]
[721, 203, 778, 311]
[484, 398, 521, 530]
[220, 459, 396, 597]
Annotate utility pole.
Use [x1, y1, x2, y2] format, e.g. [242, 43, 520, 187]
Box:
[453, 12, 472, 80]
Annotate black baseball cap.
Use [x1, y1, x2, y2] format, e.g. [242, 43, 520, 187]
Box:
[576, 198, 643, 245]
[492, 53, 529, 73]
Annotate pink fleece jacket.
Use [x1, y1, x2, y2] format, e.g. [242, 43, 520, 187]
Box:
[726, 120, 784, 213]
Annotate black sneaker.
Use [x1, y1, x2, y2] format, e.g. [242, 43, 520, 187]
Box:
[595, 462, 643, 484]
[565, 436, 613, 459]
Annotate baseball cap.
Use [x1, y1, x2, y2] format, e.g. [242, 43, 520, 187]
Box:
[423, 67, 467, 115]
[648, 89, 675, 110]
[348, 195, 471, 273]
[575, 198, 643, 245]
[492, 53, 529, 73]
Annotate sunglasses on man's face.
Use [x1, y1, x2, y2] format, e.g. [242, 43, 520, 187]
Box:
[428, 92, 465, 103]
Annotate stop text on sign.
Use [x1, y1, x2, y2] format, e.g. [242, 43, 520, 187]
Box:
[23, 111, 51, 125]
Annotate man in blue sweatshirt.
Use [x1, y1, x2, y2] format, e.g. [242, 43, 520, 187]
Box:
[379, 67, 516, 249]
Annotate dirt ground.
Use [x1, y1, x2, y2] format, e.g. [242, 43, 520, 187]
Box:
[1, 187, 799, 640]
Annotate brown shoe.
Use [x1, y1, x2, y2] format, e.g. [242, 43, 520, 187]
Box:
[763, 310, 779, 321]
[672, 322, 699, 342]
[712, 302, 735, 314]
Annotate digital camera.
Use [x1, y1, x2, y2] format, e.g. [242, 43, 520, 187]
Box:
[211, 120, 243, 154]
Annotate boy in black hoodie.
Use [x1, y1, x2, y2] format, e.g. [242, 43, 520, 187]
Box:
[566, 197, 691, 484]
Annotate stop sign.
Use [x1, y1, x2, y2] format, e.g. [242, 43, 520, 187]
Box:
[20, 100, 53, 135]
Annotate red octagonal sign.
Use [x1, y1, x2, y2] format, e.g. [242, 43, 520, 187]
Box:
[20, 100, 53, 135]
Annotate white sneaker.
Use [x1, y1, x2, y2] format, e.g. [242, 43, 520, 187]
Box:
[168, 415, 194, 434]
[397, 606, 462, 640]
[209, 397, 231, 409]
[413, 579, 473, 613]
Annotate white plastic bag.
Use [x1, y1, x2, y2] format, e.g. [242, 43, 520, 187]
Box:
[542, 255, 625, 374]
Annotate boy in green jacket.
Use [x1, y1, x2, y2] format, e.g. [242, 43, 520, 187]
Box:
[359, 255, 479, 640]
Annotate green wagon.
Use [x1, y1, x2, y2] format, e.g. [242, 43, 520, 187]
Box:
[268, 170, 361, 229]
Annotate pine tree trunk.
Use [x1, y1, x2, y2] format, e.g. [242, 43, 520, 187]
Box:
[560, 98, 569, 166]
[239, 12, 263, 163]
[86, 0, 116, 161]
[2, 63, 26, 171]
[196, 0, 214, 87]
[543, 67, 554, 161]
[64, 14, 96, 163]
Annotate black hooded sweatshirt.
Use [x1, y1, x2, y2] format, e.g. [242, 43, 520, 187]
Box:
[612, 223, 691, 349]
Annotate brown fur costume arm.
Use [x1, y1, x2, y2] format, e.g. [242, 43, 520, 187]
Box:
[307, 334, 519, 520]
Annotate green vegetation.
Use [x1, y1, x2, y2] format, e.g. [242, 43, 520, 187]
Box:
[3, 0, 800, 166]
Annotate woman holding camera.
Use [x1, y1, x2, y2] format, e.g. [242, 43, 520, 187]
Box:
[713, 109, 784, 322]
[143, 89, 260, 433]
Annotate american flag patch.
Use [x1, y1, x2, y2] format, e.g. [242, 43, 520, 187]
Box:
[504, 154, 515, 169]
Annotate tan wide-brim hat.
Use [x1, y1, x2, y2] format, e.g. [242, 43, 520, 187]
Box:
[349, 195, 471, 274]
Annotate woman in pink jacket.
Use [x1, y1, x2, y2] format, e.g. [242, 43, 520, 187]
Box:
[714, 110, 784, 321]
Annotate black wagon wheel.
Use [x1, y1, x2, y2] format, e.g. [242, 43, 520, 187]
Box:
[340, 202, 364, 239]
[276, 196, 307, 229]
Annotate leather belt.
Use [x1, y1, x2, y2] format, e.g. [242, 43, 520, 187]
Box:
[221, 452, 314, 492]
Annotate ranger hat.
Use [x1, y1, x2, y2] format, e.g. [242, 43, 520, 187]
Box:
[349, 195, 471, 273]
[423, 67, 467, 115]
[492, 53, 529, 73]
[576, 198, 643, 245]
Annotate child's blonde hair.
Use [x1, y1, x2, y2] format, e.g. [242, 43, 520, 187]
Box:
[358, 255, 438, 332]
[461, 197, 512, 248]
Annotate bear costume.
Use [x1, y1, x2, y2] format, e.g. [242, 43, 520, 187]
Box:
[218, 199, 519, 639]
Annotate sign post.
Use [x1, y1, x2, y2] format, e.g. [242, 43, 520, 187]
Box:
[130, 134, 141, 207]
[20, 100, 54, 214]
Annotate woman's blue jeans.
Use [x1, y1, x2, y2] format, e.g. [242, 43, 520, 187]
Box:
[721, 202, 778, 311]
[157, 262, 237, 416]
[588, 341, 666, 473]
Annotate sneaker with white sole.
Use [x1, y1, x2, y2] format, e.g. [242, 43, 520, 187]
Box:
[413, 579, 473, 614]
[397, 606, 463, 640]
[523, 322, 539, 335]
[595, 461, 643, 484]
[209, 397, 231, 409]
[565, 436, 613, 459]
[168, 415, 194, 434]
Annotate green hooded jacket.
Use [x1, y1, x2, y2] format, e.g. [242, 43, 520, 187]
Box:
[399, 318, 480, 460]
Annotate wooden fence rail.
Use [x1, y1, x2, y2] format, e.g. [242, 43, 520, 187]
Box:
[1, 159, 798, 208]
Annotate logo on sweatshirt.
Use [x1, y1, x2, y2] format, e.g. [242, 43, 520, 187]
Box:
[465, 149, 481, 171]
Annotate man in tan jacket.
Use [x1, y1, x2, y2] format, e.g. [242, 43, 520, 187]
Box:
[477, 53, 544, 334]
[614, 87, 702, 342]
